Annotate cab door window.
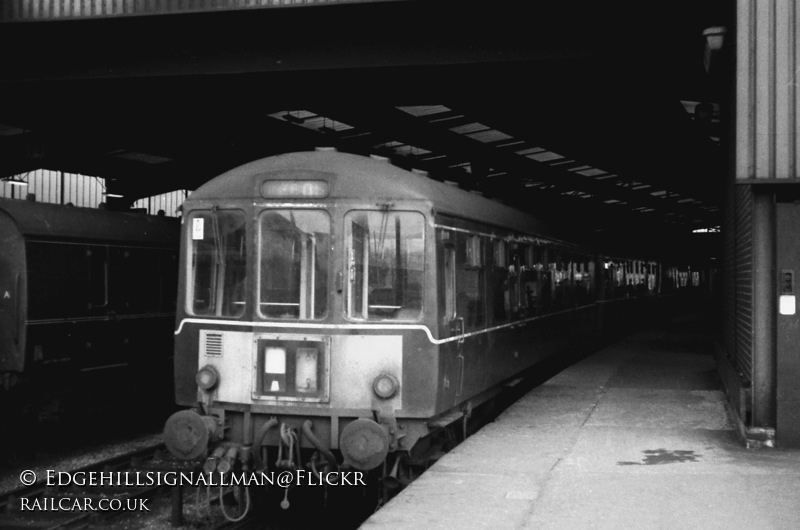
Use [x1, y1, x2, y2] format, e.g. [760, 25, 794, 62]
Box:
[345, 210, 424, 321]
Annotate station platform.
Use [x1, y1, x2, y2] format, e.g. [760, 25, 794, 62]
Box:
[362, 314, 800, 529]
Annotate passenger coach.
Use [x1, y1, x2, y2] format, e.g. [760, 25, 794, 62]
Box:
[0, 198, 179, 418]
[165, 149, 636, 477]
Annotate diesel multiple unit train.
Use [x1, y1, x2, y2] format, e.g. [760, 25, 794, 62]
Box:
[162, 150, 699, 513]
[0, 198, 179, 429]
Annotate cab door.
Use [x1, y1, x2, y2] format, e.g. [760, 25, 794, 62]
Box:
[437, 229, 462, 410]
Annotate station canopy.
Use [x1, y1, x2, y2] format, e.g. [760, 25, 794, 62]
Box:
[0, 0, 729, 253]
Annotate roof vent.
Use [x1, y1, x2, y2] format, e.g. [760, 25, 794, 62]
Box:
[315, 147, 337, 152]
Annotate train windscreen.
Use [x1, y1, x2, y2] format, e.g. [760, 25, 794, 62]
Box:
[258, 210, 330, 320]
[188, 209, 247, 318]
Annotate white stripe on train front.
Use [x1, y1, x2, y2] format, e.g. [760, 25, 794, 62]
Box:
[174, 303, 596, 345]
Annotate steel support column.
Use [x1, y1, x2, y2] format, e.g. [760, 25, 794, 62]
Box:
[751, 189, 776, 427]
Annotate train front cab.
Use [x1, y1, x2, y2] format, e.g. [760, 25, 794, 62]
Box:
[167, 189, 444, 472]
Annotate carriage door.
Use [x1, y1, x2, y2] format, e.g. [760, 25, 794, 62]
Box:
[438, 229, 462, 407]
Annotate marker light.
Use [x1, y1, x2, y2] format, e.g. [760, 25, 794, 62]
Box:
[196, 365, 219, 391]
[372, 373, 399, 399]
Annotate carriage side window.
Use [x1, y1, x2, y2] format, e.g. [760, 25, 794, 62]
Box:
[551, 252, 564, 309]
[26, 242, 91, 319]
[490, 239, 509, 323]
[456, 233, 486, 330]
[506, 241, 520, 317]
[259, 210, 330, 320]
[536, 246, 551, 313]
[86, 246, 108, 310]
[574, 258, 593, 304]
[188, 209, 247, 318]
[345, 210, 424, 321]
[113, 247, 162, 313]
[516, 243, 533, 313]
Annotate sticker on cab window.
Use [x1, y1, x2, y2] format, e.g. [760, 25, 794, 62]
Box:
[192, 218, 204, 240]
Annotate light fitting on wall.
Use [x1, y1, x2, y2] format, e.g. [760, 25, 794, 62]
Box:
[703, 26, 727, 74]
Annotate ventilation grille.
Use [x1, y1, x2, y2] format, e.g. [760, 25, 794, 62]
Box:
[203, 332, 223, 356]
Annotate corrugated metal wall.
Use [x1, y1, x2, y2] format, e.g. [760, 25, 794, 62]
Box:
[0, 170, 105, 207]
[736, 0, 800, 181]
[1, 170, 187, 216]
[730, 0, 800, 432]
[734, 185, 753, 383]
[1, 0, 377, 22]
[132, 190, 188, 217]
[721, 176, 737, 367]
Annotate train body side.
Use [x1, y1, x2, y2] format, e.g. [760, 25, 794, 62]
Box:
[0, 198, 179, 400]
[166, 151, 699, 474]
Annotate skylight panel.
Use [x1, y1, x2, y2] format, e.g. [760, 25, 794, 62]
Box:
[528, 151, 564, 162]
[467, 129, 513, 143]
[303, 116, 355, 133]
[428, 114, 466, 124]
[397, 105, 452, 117]
[576, 168, 607, 177]
[450, 122, 488, 134]
[269, 109, 316, 123]
[394, 144, 432, 157]
[495, 140, 526, 149]
[515, 147, 545, 156]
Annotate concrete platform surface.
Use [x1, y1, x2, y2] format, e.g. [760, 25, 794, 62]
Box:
[361, 315, 800, 530]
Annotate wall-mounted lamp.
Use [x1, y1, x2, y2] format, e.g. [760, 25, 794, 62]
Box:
[703, 26, 727, 74]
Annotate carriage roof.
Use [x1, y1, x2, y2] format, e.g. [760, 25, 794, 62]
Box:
[0, 198, 179, 245]
[188, 151, 554, 238]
